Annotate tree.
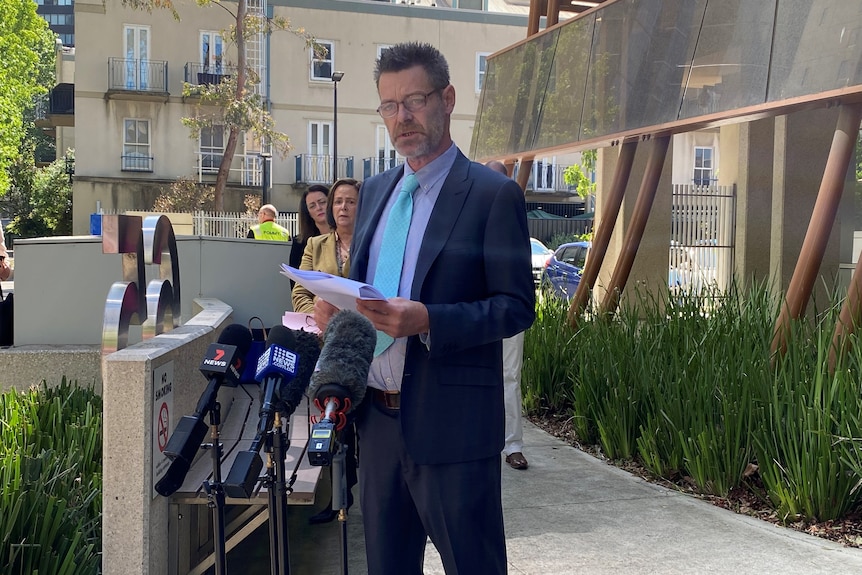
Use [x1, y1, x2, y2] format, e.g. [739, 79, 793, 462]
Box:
[121, 0, 317, 210]
[563, 149, 597, 200]
[2, 146, 73, 238]
[0, 0, 56, 195]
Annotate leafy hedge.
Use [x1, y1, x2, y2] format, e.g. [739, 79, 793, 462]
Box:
[523, 283, 862, 523]
[0, 378, 102, 574]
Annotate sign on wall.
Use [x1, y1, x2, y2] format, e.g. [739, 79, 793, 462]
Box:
[151, 361, 174, 499]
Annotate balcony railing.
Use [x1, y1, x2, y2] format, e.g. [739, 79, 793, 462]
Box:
[122, 154, 154, 172]
[362, 156, 405, 179]
[184, 62, 238, 86]
[108, 58, 168, 93]
[195, 152, 264, 187]
[294, 154, 354, 184]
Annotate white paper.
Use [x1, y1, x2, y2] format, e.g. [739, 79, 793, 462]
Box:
[280, 264, 387, 311]
[282, 311, 320, 334]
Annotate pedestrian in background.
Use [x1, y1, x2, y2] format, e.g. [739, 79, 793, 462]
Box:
[486, 160, 529, 470]
[248, 203, 290, 241]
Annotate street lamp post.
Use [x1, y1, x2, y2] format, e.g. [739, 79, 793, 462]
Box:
[260, 152, 272, 205]
[331, 71, 344, 181]
[64, 154, 75, 184]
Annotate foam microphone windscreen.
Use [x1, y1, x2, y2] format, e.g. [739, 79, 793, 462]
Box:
[308, 309, 376, 412]
[292, 328, 322, 389]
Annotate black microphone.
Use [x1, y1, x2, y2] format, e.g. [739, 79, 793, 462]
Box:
[155, 324, 253, 497]
[307, 310, 375, 466]
[224, 326, 305, 498]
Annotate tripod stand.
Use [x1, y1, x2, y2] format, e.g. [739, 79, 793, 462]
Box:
[330, 432, 350, 575]
[262, 410, 293, 575]
[201, 401, 229, 575]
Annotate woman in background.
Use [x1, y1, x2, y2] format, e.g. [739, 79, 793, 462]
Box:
[290, 177, 361, 524]
[291, 178, 359, 313]
[288, 184, 331, 274]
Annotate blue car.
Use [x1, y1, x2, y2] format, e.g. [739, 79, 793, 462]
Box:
[541, 241, 590, 300]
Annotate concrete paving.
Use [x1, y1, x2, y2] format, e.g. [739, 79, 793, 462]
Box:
[226, 420, 862, 574]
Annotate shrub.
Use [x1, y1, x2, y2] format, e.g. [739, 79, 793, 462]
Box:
[0, 378, 102, 574]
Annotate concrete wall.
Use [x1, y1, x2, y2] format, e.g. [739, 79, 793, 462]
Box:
[101, 300, 233, 575]
[12, 235, 294, 347]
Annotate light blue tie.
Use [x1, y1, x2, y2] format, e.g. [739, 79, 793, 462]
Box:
[372, 173, 420, 356]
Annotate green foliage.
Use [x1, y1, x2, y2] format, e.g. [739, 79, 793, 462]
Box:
[153, 176, 215, 212]
[563, 150, 596, 200]
[1, 147, 73, 238]
[0, 0, 56, 195]
[754, 315, 862, 522]
[522, 281, 862, 519]
[546, 231, 589, 250]
[0, 379, 102, 574]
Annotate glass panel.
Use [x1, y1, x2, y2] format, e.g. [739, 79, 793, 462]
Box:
[533, 13, 595, 151]
[679, 0, 774, 119]
[768, 0, 862, 101]
[581, 0, 705, 138]
[470, 28, 560, 159]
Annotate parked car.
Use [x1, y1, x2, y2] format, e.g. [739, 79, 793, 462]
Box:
[669, 241, 719, 295]
[541, 241, 590, 300]
[530, 238, 553, 286]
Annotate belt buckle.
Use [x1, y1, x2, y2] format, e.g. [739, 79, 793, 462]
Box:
[381, 390, 400, 410]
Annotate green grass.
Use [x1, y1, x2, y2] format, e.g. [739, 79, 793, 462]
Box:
[522, 281, 862, 519]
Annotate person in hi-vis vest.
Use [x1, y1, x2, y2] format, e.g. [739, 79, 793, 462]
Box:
[248, 204, 290, 241]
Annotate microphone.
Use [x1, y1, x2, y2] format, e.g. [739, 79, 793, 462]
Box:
[307, 310, 375, 466]
[155, 324, 253, 497]
[224, 326, 306, 498]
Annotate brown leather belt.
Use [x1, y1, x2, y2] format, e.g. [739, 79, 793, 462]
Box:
[371, 389, 401, 410]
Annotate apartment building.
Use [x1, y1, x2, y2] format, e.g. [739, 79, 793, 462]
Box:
[67, 0, 531, 233]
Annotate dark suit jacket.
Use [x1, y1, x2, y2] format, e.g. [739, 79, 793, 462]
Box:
[350, 150, 535, 465]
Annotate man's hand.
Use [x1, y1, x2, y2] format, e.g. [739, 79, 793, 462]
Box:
[0, 258, 10, 282]
[355, 297, 429, 339]
[313, 298, 339, 334]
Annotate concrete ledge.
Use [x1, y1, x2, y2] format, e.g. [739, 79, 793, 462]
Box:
[0, 344, 102, 393]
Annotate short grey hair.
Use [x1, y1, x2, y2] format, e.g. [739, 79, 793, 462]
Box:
[374, 42, 450, 91]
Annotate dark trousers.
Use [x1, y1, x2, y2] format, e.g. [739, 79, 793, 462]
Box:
[356, 398, 507, 575]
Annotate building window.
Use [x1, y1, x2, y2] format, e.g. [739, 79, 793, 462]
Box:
[375, 124, 403, 175]
[308, 121, 332, 182]
[693, 147, 713, 186]
[200, 31, 224, 73]
[377, 44, 393, 60]
[124, 25, 151, 90]
[311, 40, 334, 81]
[476, 52, 490, 93]
[123, 119, 152, 172]
[200, 125, 224, 173]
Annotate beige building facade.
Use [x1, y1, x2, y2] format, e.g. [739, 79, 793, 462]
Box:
[70, 0, 531, 233]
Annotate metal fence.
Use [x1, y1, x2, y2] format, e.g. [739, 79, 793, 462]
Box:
[669, 184, 736, 293]
[192, 211, 298, 238]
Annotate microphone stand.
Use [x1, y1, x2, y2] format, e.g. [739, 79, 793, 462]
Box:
[331, 431, 349, 575]
[201, 401, 228, 575]
[263, 409, 292, 575]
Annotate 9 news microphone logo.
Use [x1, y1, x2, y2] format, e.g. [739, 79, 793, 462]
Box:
[255, 345, 299, 380]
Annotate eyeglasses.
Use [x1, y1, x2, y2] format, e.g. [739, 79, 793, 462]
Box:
[377, 88, 442, 118]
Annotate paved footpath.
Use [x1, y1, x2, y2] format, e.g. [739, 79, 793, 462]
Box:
[233, 420, 862, 574]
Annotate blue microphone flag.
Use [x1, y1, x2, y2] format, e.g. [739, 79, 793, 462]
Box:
[255, 344, 299, 382]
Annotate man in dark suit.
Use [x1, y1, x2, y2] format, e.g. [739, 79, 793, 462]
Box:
[314, 42, 535, 574]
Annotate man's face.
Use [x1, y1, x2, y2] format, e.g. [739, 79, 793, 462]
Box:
[377, 65, 454, 170]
